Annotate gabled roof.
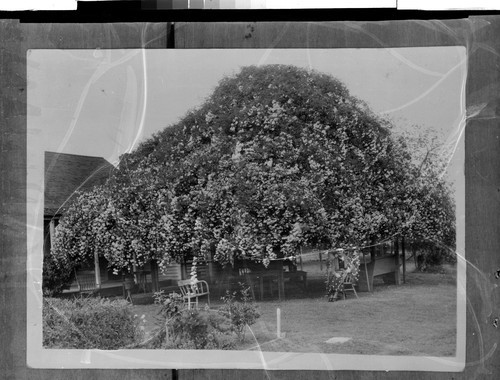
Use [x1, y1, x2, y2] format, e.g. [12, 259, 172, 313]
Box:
[44, 151, 115, 216]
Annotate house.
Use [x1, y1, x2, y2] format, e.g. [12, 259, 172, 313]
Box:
[43, 151, 115, 280]
[43, 151, 220, 294]
[43, 151, 185, 292]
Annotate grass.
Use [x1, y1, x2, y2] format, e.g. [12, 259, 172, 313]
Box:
[131, 262, 457, 356]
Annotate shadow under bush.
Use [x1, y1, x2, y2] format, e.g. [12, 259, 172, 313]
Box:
[43, 297, 143, 349]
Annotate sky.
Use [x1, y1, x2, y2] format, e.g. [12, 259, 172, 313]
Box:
[27, 47, 466, 169]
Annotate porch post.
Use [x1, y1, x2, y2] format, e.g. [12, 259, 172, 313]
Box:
[207, 256, 213, 283]
[150, 259, 160, 292]
[49, 219, 56, 251]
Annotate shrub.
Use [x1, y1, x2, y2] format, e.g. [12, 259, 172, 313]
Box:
[169, 308, 235, 349]
[219, 283, 261, 342]
[149, 291, 235, 350]
[42, 253, 75, 296]
[153, 290, 184, 320]
[415, 241, 456, 272]
[43, 297, 143, 349]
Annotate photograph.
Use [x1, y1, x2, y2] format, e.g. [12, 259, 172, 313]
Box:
[27, 47, 466, 370]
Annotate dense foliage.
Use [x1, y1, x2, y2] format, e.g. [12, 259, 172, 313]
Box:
[219, 284, 261, 342]
[148, 285, 260, 349]
[149, 291, 236, 349]
[42, 251, 74, 296]
[47, 64, 455, 294]
[43, 297, 143, 349]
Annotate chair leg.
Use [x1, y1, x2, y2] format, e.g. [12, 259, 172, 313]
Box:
[125, 289, 133, 303]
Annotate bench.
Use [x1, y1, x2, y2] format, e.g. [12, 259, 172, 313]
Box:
[177, 279, 210, 309]
[75, 273, 100, 296]
[358, 255, 402, 292]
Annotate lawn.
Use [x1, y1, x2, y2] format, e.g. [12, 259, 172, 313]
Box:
[131, 263, 456, 356]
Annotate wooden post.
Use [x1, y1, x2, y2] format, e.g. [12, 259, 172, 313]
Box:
[299, 246, 303, 271]
[150, 259, 160, 293]
[363, 251, 371, 292]
[368, 238, 377, 292]
[394, 238, 400, 285]
[181, 257, 187, 280]
[277, 260, 284, 300]
[277, 308, 281, 338]
[370, 241, 376, 263]
[94, 250, 101, 289]
[413, 241, 418, 267]
[207, 259, 213, 283]
[49, 219, 56, 251]
[402, 236, 406, 284]
[132, 252, 138, 283]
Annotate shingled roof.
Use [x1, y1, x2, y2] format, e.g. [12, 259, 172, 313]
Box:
[44, 151, 115, 216]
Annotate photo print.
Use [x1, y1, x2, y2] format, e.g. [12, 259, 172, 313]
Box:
[27, 47, 466, 370]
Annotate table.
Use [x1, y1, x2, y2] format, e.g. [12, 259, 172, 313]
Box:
[248, 271, 285, 301]
[284, 270, 307, 290]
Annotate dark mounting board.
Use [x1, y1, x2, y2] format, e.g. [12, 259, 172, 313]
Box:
[1, 11, 500, 380]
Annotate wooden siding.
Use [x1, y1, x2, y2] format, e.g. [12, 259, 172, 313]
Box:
[162, 263, 183, 281]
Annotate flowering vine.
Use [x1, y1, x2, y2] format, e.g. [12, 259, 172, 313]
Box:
[46, 64, 455, 298]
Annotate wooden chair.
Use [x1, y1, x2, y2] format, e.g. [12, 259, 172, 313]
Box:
[75, 272, 100, 296]
[177, 279, 210, 309]
[341, 273, 358, 300]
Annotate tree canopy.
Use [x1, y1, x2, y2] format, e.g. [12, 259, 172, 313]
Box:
[49, 64, 455, 289]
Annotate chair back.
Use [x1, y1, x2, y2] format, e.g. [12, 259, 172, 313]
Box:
[177, 279, 194, 294]
[343, 273, 356, 284]
[177, 279, 209, 299]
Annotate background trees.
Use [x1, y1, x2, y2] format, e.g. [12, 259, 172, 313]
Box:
[390, 125, 456, 267]
[46, 64, 455, 294]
